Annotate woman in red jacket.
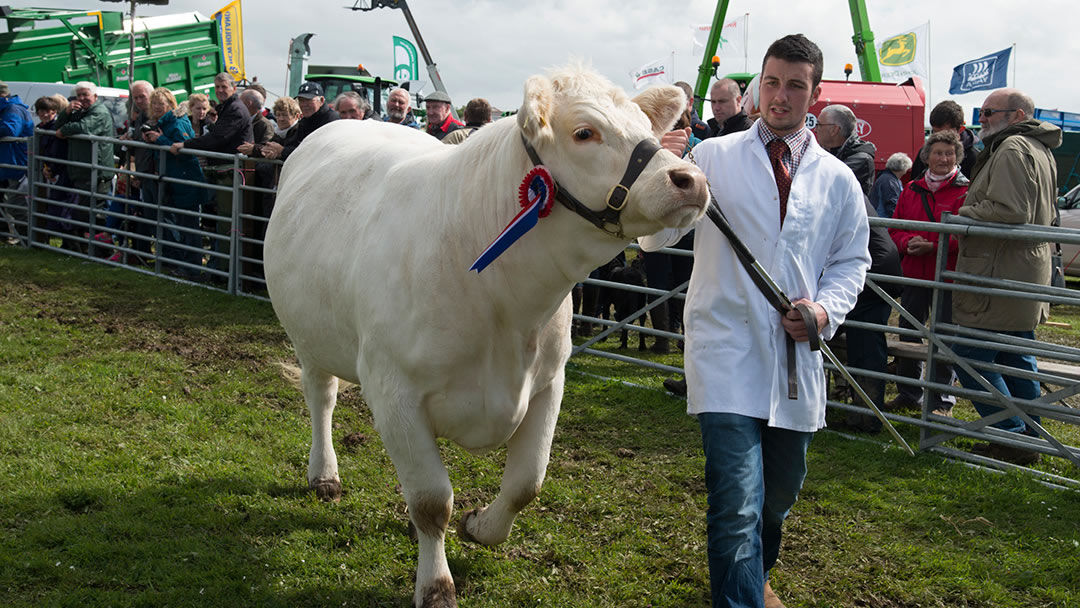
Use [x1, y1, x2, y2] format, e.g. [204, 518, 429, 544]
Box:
[886, 129, 969, 414]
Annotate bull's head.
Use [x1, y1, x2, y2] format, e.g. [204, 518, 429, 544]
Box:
[516, 66, 708, 239]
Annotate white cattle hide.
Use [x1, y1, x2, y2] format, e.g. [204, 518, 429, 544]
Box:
[264, 64, 707, 608]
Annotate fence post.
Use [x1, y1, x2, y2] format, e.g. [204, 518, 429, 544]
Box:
[154, 147, 167, 274]
[87, 139, 100, 257]
[25, 133, 37, 247]
[229, 154, 241, 295]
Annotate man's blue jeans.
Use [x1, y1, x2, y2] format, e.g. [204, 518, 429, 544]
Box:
[699, 412, 814, 608]
[951, 329, 1041, 434]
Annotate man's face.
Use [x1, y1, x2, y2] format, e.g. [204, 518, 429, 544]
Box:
[386, 90, 409, 122]
[74, 88, 96, 109]
[425, 100, 450, 125]
[758, 57, 820, 137]
[710, 83, 741, 124]
[978, 91, 1022, 139]
[337, 97, 363, 120]
[813, 113, 844, 148]
[214, 80, 235, 104]
[131, 84, 151, 113]
[298, 96, 323, 118]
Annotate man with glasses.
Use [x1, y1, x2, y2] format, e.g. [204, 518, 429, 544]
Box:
[813, 104, 876, 196]
[951, 88, 1062, 465]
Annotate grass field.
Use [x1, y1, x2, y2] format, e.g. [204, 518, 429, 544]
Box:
[2, 246, 1079, 607]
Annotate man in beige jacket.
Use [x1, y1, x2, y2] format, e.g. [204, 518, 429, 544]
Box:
[951, 88, 1062, 465]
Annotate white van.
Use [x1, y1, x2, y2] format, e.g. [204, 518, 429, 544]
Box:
[4, 81, 131, 134]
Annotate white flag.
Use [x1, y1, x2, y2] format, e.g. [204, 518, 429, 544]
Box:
[877, 22, 930, 83]
[690, 15, 746, 57]
[629, 55, 673, 90]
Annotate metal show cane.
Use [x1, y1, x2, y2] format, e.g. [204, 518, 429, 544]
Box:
[700, 187, 915, 456]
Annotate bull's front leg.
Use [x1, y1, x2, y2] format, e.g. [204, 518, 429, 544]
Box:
[458, 371, 563, 546]
[376, 405, 457, 608]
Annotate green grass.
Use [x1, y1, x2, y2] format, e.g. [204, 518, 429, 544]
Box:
[1, 246, 1079, 607]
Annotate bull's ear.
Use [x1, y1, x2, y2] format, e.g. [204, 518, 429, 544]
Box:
[518, 75, 555, 142]
[632, 85, 686, 139]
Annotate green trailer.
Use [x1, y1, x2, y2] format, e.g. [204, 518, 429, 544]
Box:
[0, 5, 223, 101]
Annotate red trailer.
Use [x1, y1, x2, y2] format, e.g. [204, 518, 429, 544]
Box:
[810, 78, 926, 173]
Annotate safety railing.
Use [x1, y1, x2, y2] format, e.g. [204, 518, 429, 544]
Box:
[569, 214, 1080, 485]
[1, 130, 281, 299]
[5, 134, 1080, 482]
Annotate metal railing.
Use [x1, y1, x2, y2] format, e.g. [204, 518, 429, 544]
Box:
[569, 215, 1080, 485]
[4, 132, 1080, 482]
[1, 130, 281, 299]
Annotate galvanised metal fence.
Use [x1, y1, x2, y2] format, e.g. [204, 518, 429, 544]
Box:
[3, 131, 1079, 484]
[1, 130, 279, 298]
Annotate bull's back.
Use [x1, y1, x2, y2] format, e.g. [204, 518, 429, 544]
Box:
[264, 121, 447, 378]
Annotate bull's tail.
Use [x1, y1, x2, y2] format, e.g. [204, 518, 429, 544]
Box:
[277, 361, 358, 393]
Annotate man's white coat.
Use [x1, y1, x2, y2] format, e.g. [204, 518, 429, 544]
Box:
[641, 123, 870, 432]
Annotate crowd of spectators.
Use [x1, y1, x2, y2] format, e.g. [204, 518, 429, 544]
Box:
[1, 76, 498, 283]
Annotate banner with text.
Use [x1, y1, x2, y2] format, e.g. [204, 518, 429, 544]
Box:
[213, 0, 246, 81]
[691, 14, 747, 58]
[877, 22, 929, 83]
[630, 54, 674, 90]
[393, 36, 419, 81]
[949, 47, 1011, 94]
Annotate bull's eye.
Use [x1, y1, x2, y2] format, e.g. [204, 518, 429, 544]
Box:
[574, 128, 593, 141]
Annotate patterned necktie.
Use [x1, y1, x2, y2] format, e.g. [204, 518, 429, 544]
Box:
[767, 139, 792, 225]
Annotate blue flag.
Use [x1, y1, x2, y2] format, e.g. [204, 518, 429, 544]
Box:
[949, 47, 1011, 95]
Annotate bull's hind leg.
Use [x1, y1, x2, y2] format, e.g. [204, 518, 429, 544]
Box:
[301, 365, 342, 501]
[376, 414, 457, 608]
[459, 371, 563, 546]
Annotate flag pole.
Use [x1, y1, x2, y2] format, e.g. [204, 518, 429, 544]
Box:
[927, 20, 932, 113]
[1011, 43, 1016, 87]
[743, 13, 749, 73]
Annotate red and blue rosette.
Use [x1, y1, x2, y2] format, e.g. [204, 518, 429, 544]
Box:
[469, 166, 556, 273]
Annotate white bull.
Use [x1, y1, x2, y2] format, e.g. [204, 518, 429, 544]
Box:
[264, 65, 708, 607]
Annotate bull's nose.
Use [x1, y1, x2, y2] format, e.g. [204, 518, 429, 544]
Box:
[667, 167, 697, 191]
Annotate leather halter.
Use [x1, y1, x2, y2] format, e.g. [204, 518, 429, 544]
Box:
[520, 133, 662, 239]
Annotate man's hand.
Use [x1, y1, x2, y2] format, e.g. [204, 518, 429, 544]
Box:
[261, 141, 284, 160]
[661, 127, 691, 157]
[906, 235, 934, 256]
[169, 142, 184, 156]
[236, 142, 255, 156]
[781, 298, 828, 342]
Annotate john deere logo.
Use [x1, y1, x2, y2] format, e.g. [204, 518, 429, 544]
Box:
[879, 33, 917, 66]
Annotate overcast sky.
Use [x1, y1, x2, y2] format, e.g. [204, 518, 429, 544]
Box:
[23, 0, 1080, 123]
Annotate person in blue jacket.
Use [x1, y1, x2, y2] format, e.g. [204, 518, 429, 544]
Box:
[143, 87, 207, 280]
[1, 81, 36, 243]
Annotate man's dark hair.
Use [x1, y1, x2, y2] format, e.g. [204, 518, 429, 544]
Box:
[762, 34, 824, 87]
[463, 98, 492, 125]
[929, 100, 964, 129]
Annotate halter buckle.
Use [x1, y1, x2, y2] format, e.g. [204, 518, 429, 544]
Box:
[606, 184, 630, 211]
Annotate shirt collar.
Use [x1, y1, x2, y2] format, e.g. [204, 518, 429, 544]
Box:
[756, 121, 811, 151]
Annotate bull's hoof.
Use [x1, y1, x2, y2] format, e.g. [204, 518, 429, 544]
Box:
[309, 477, 342, 502]
[414, 576, 456, 608]
[456, 507, 484, 544]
